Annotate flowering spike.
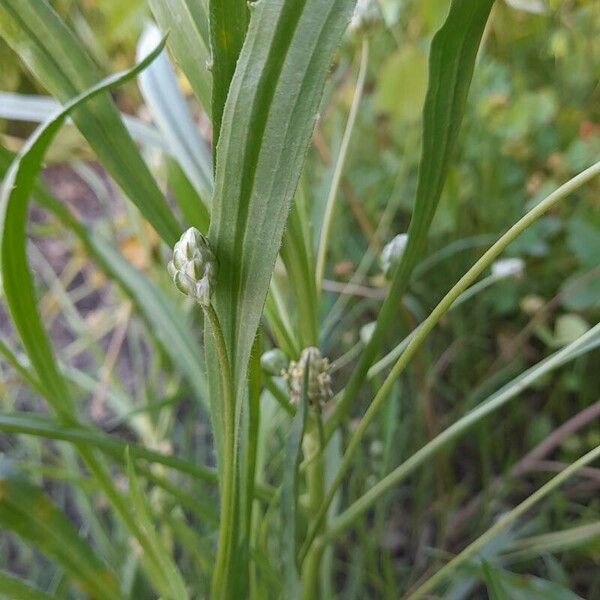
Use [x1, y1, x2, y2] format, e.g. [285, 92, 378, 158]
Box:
[168, 227, 217, 307]
[285, 347, 333, 408]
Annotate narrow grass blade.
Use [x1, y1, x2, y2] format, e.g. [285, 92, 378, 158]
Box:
[0, 145, 209, 411]
[125, 449, 189, 600]
[0, 473, 122, 600]
[334, 0, 496, 425]
[137, 24, 213, 204]
[405, 445, 600, 600]
[0, 411, 217, 483]
[0, 92, 168, 153]
[149, 0, 213, 114]
[0, 37, 167, 420]
[0, 0, 180, 244]
[326, 323, 600, 541]
[0, 571, 57, 600]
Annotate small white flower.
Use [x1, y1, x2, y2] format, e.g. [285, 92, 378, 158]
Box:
[491, 258, 525, 279]
[380, 233, 408, 277]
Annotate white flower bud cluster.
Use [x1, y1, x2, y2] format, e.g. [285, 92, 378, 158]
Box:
[349, 0, 382, 36]
[380, 233, 408, 277]
[285, 347, 333, 408]
[168, 227, 217, 307]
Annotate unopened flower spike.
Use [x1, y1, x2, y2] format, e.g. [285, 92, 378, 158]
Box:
[380, 233, 408, 278]
[168, 227, 217, 307]
[285, 347, 333, 408]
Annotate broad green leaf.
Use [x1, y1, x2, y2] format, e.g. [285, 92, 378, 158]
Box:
[149, 0, 213, 114]
[280, 366, 308, 597]
[137, 24, 214, 204]
[0, 474, 122, 600]
[209, 0, 248, 151]
[0, 571, 57, 600]
[0, 0, 180, 245]
[334, 0, 496, 426]
[207, 0, 357, 458]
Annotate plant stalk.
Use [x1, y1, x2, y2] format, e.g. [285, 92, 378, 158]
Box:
[301, 410, 326, 599]
[206, 304, 238, 600]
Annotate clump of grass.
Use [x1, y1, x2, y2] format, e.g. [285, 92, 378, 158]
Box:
[0, 1, 598, 599]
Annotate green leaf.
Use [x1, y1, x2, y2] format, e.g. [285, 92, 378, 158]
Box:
[0, 411, 217, 484]
[209, 0, 248, 151]
[0, 92, 168, 153]
[0, 36, 167, 421]
[137, 24, 214, 204]
[0, 474, 122, 600]
[149, 0, 213, 114]
[333, 0, 495, 427]
[280, 364, 308, 597]
[207, 0, 357, 458]
[125, 449, 189, 600]
[0, 571, 57, 600]
[0, 0, 180, 245]
[0, 145, 209, 413]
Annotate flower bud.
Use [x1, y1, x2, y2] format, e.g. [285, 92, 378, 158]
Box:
[260, 348, 288, 376]
[168, 227, 217, 307]
[380, 233, 408, 277]
[349, 0, 382, 37]
[285, 347, 333, 408]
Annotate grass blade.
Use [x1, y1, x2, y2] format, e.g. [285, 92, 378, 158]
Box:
[405, 445, 600, 599]
[149, 0, 213, 114]
[0, 92, 168, 153]
[0, 571, 58, 600]
[0, 145, 209, 411]
[137, 24, 214, 204]
[333, 0, 496, 426]
[0, 0, 180, 244]
[0, 473, 122, 600]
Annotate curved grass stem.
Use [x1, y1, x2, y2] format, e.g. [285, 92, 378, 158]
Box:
[315, 38, 369, 290]
[404, 444, 600, 599]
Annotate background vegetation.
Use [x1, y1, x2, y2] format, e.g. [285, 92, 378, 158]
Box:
[0, 0, 599, 598]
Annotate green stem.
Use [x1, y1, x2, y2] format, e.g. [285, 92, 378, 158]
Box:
[301, 410, 326, 599]
[315, 38, 369, 290]
[206, 304, 237, 600]
[304, 161, 600, 558]
[404, 445, 600, 600]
